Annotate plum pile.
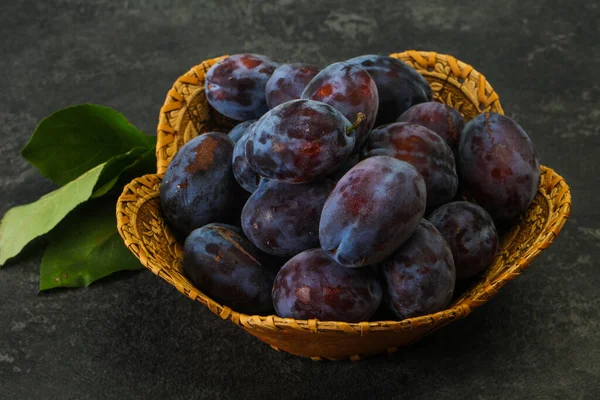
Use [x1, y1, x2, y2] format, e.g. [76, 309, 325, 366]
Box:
[159, 53, 541, 321]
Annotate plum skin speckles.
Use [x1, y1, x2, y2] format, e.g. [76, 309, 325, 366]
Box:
[319, 156, 427, 268]
[272, 248, 382, 322]
[382, 219, 456, 319]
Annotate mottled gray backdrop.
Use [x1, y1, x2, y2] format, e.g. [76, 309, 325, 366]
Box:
[1, 0, 599, 399]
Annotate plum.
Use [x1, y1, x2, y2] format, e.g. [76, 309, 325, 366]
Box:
[205, 54, 278, 121]
[245, 99, 357, 183]
[319, 156, 427, 267]
[160, 132, 244, 235]
[272, 248, 382, 322]
[397, 102, 465, 158]
[382, 219, 456, 319]
[228, 120, 256, 143]
[458, 112, 540, 222]
[184, 223, 276, 314]
[265, 63, 320, 109]
[232, 122, 262, 193]
[301, 61, 378, 152]
[241, 179, 334, 257]
[428, 201, 499, 279]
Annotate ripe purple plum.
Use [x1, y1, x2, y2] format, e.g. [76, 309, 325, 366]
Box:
[160, 133, 244, 235]
[458, 112, 540, 221]
[232, 122, 262, 193]
[245, 99, 357, 183]
[272, 248, 382, 322]
[228, 120, 256, 143]
[319, 156, 427, 268]
[382, 219, 456, 319]
[205, 54, 279, 121]
[428, 201, 500, 279]
[265, 63, 320, 109]
[184, 223, 276, 314]
[241, 179, 334, 257]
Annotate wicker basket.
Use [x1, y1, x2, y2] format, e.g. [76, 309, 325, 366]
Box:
[116, 50, 572, 361]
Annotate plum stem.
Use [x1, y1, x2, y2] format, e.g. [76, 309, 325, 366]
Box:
[346, 112, 366, 135]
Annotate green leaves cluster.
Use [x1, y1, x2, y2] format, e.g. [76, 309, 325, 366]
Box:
[0, 105, 157, 290]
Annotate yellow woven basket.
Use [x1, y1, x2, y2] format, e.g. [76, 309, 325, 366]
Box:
[116, 50, 572, 361]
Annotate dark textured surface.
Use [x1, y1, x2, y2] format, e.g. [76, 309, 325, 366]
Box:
[0, 0, 599, 398]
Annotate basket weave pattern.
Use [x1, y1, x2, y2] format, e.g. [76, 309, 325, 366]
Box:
[117, 51, 571, 360]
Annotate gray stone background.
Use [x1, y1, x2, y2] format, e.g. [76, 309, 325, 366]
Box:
[1, 0, 599, 398]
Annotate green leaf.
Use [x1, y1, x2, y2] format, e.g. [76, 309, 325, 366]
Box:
[21, 104, 156, 186]
[91, 147, 150, 198]
[114, 148, 158, 186]
[0, 164, 105, 266]
[39, 199, 143, 290]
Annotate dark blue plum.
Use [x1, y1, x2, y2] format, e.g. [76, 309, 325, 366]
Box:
[319, 156, 427, 268]
[301, 62, 378, 152]
[232, 122, 261, 193]
[245, 99, 356, 183]
[272, 248, 382, 322]
[458, 112, 541, 222]
[205, 54, 279, 121]
[160, 133, 244, 235]
[228, 120, 256, 143]
[346, 55, 433, 126]
[241, 179, 334, 257]
[397, 102, 465, 158]
[382, 219, 456, 319]
[362, 122, 458, 210]
[183, 223, 276, 314]
[265, 63, 320, 109]
[428, 201, 499, 280]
